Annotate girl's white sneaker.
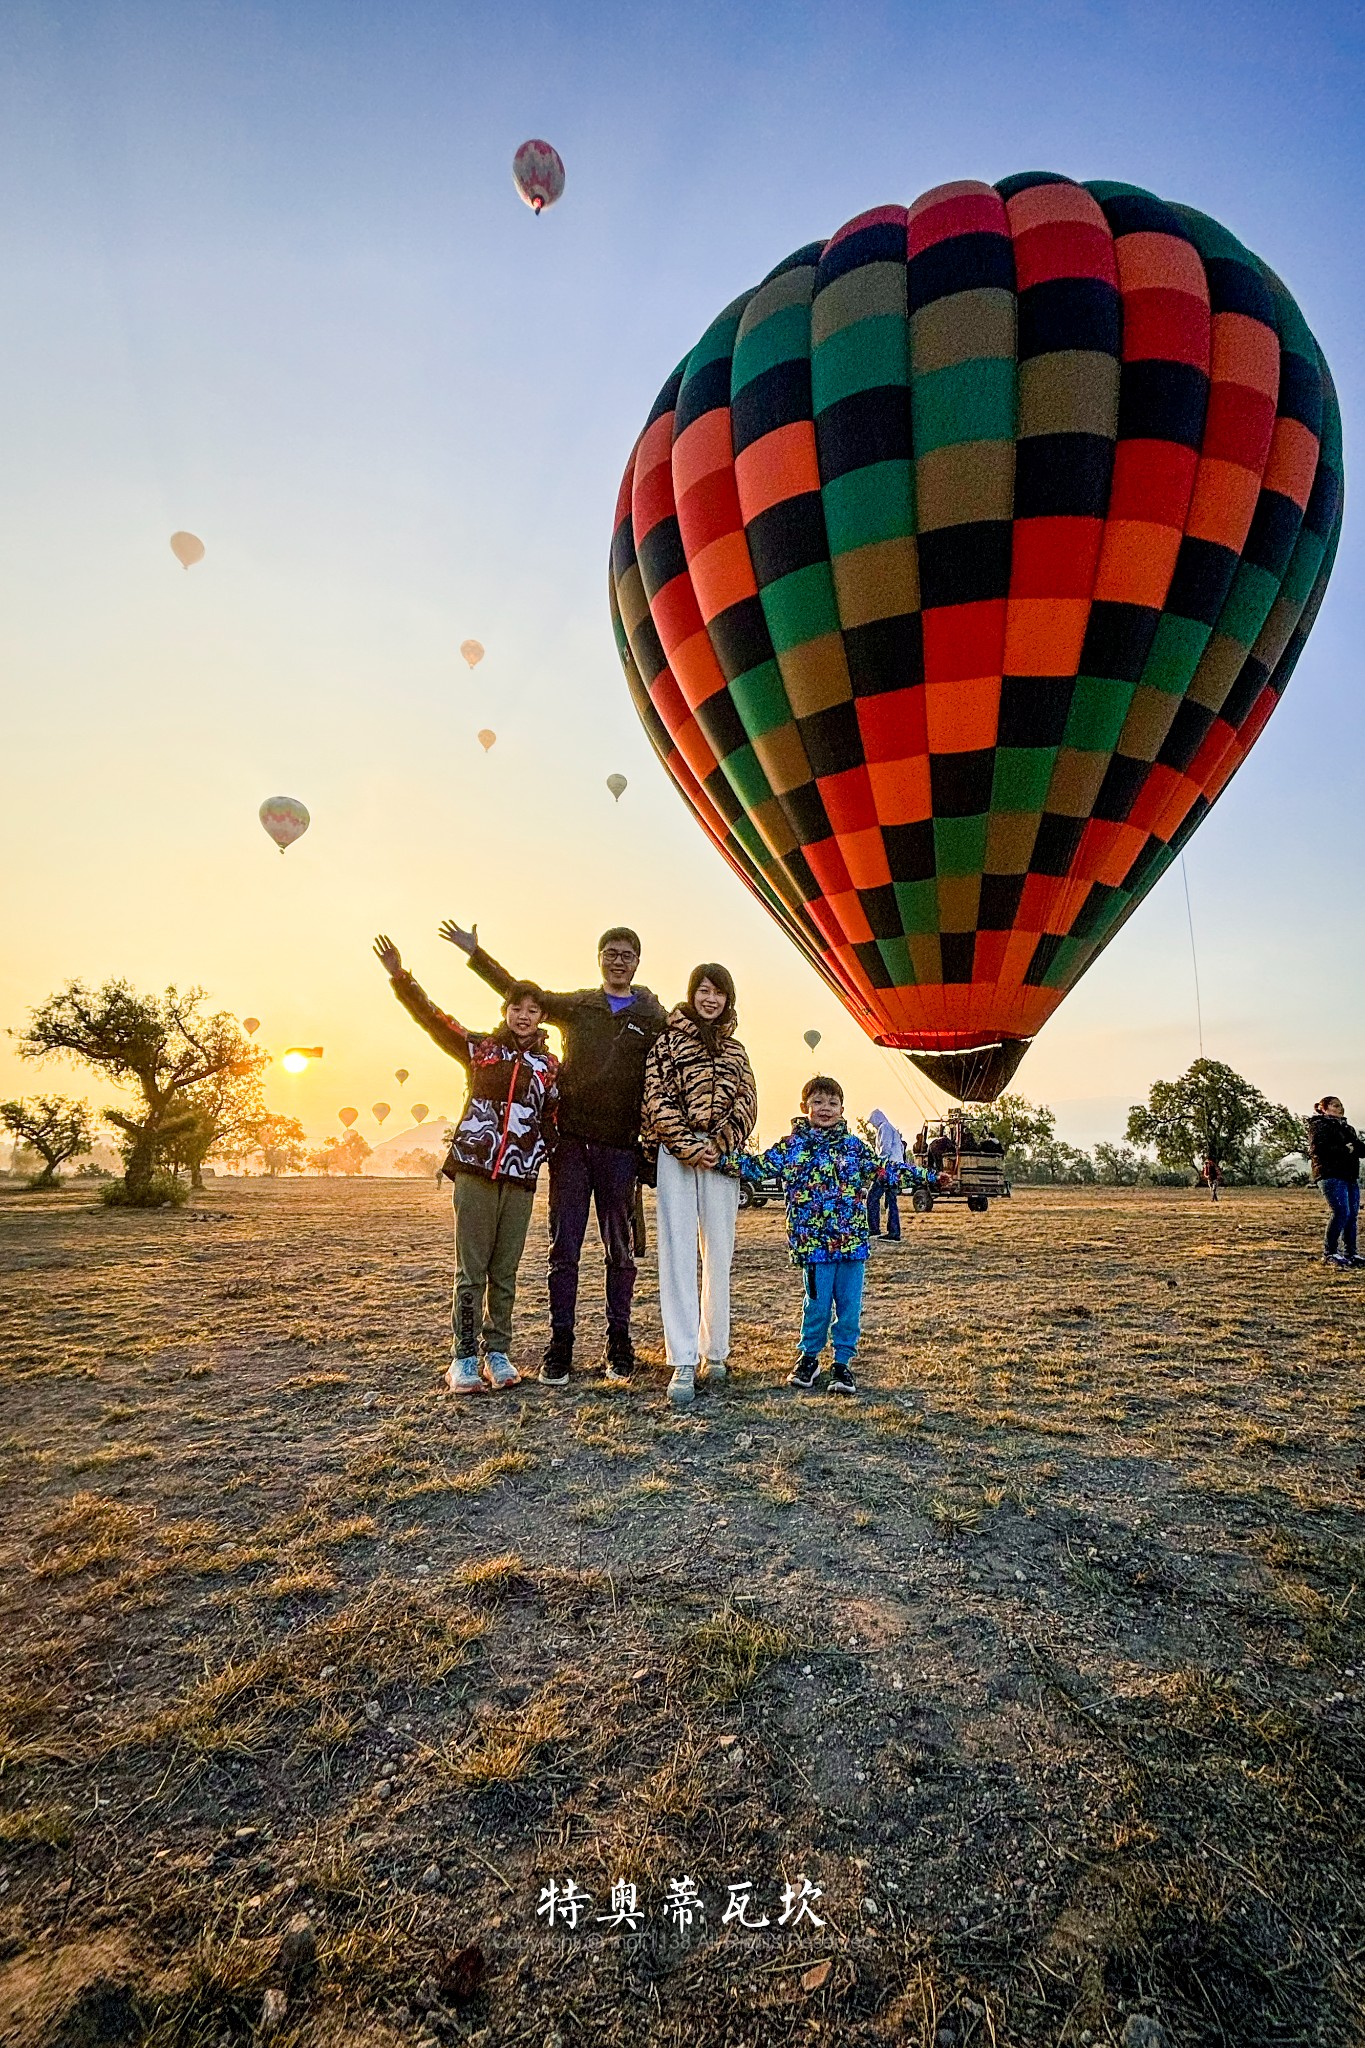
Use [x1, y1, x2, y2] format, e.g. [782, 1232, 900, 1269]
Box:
[481, 1352, 521, 1390]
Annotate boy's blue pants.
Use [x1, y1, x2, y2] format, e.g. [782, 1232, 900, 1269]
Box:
[798, 1258, 866, 1363]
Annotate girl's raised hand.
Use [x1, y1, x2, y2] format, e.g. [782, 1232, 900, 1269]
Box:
[438, 918, 478, 954]
[373, 933, 402, 975]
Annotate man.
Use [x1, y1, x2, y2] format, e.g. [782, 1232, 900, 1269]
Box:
[865, 1108, 905, 1242]
[439, 917, 666, 1384]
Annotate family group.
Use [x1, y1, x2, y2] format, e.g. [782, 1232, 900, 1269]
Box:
[371, 924, 923, 1405]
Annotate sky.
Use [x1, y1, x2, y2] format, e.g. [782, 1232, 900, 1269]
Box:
[2, 0, 1360, 1151]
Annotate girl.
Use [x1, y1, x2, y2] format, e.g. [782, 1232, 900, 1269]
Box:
[1307, 1096, 1364, 1269]
[373, 935, 559, 1391]
[640, 964, 756, 1405]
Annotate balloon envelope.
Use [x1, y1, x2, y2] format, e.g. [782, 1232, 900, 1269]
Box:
[259, 796, 310, 853]
[460, 639, 485, 669]
[512, 139, 565, 215]
[170, 531, 205, 569]
[411, 1103, 430, 1124]
[611, 175, 1343, 1100]
[372, 1102, 391, 1124]
[804, 1030, 822, 1051]
[242, 1017, 260, 1036]
[607, 773, 628, 802]
[339, 1107, 358, 1128]
[477, 729, 497, 752]
[394, 1068, 409, 1087]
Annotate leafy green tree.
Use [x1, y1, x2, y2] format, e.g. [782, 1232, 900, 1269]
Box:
[167, 1062, 269, 1186]
[1126, 1058, 1287, 1178]
[391, 1148, 441, 1178]
[15, 981, 265, 1205]
[0, 1095, 94, 1188]
[1093, 1141, 1146, 1186]
[975, 1094, 1056, 1157]
[252, 1113, 308, 1176]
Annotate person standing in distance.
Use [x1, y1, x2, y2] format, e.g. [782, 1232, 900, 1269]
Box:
[865, 1109, 906, 1241]
[1307, 1096, 1365, 1269]
[439, 918, 667, 1382]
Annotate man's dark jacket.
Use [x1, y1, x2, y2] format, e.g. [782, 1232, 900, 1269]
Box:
[469, 947, 667, 1151]
[1307, 1113, 1365, 1185]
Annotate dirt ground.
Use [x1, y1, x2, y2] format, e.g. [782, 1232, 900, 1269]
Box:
[1, 1177, 1362, 2048]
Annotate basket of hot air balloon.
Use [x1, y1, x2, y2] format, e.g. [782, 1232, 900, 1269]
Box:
[611, 176, 1342, 1103]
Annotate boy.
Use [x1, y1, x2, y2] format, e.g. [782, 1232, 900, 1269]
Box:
[734, 1075, 917, 1394]
[373, 934, 559, 1393]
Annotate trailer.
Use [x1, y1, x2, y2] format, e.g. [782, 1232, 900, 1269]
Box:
[911, 1111, 1007, 1213]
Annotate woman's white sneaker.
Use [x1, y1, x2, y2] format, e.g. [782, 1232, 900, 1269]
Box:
[667, 1363, 696, 1406]
[445, 1357, 485, 1394]
[698, 1357, 728, 1383]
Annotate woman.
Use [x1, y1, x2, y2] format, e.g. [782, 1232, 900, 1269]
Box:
[641, 964, 757, 1405]
[1307, 1096, 1365, 1269]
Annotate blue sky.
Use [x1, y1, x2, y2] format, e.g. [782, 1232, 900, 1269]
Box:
[2, 0, 1359, 1145]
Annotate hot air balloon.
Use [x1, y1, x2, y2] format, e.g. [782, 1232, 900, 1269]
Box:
[394, 1068, 409, 1087]
[607, 773, 628, 802]
[372, 1102, 391, 1124]
[339, 1107, 358, 1128]
[477, 730, 497, 753]
[411, 1103, 429, 1124]
[513, 139, 564, 216]
[804, 1030, 822, 1052]
[611, 176, 1342, 1102]
[460, 639, 485, 669]
[259, 797, 310, 854]
[170, 531, 205, 569]
[242, 1017, 260, 1037]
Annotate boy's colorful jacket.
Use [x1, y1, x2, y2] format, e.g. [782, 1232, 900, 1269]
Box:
[734, 1117, 921, 1266]
[389, 971, 559, 1189]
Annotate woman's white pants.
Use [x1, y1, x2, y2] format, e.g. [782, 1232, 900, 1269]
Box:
[655, 1146, 741, 1368]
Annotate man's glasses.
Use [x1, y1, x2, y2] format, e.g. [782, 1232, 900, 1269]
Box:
[601, 949, 638, 965]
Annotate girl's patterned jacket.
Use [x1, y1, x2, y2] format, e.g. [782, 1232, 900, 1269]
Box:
[734, 1117, 920, 1266]
[389, 971, 558, 1189]
[640, 1009, 758, 1167]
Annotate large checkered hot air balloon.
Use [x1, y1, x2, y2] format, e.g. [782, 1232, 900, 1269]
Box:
[610, 176, 1342, 1100]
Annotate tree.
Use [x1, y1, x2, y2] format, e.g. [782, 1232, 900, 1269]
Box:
[1126, 1059, 1285, 1179]
[170, 1062, 269, 1186]
[15, 981, 266, 1205]
[1093, 1141, 1146, 1186]
[308, 1131, 371, 1177]
[975, 1094, 1056, 1157]
[391, 1148, 441, 1178]
[0, 1096, 95, 1188]
[252, 1114, 308, 1176]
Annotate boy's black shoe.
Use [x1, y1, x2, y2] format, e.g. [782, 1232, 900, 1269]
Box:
[787, 1354, 821, 1390]
[830, 1358, 858, 1396]
[604, 1331, 637, 1383]
[540, 1333, 573, 1386]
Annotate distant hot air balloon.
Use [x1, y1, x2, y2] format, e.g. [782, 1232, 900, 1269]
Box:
[394, 1068, 409, 1087]
[460, 639, 485, 669]
[242, 1017, 260, 1037]
[512, 139, 565, 216]
[804, 1030, 822, 1052]
[477, 730, 497, 753]
[259, 797, 310, 853]
[170, 531, 205, 570]
[607, 773, 628, 802]
[372, 1102, 391, 1124]
[339, 1107, 358, 1128]
[612, 175, 1343, 1102]
[411, 1103, 429, 1124]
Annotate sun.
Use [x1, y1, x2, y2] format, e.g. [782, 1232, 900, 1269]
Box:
[281, 1051, 310, 1075]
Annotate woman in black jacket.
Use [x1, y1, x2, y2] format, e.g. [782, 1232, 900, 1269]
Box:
[1307, 1096, 1365, 1269]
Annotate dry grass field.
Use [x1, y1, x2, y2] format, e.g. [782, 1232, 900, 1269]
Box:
[1, 1176, 1362, 2048]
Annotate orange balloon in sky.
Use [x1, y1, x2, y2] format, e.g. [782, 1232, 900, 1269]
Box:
[372, 1102, 391, 1124]
[411, 1103, 430, 1124]
[477, 729, 497, 753]
[242, 1017, 260, 1036]
[394, 1068, 409, 1087]
[170, 530, 205, 569]
[460, 639, 485, 669]
[338, 1107, 358, 1128]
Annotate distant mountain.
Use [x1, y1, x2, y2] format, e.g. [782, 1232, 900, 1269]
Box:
[364, 1120, 451, 1174]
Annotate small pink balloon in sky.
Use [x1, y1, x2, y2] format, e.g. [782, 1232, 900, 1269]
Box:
[512, 139, 565, 215]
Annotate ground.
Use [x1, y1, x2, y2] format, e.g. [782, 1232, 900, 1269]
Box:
[1, 1177, 1362, 2048]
